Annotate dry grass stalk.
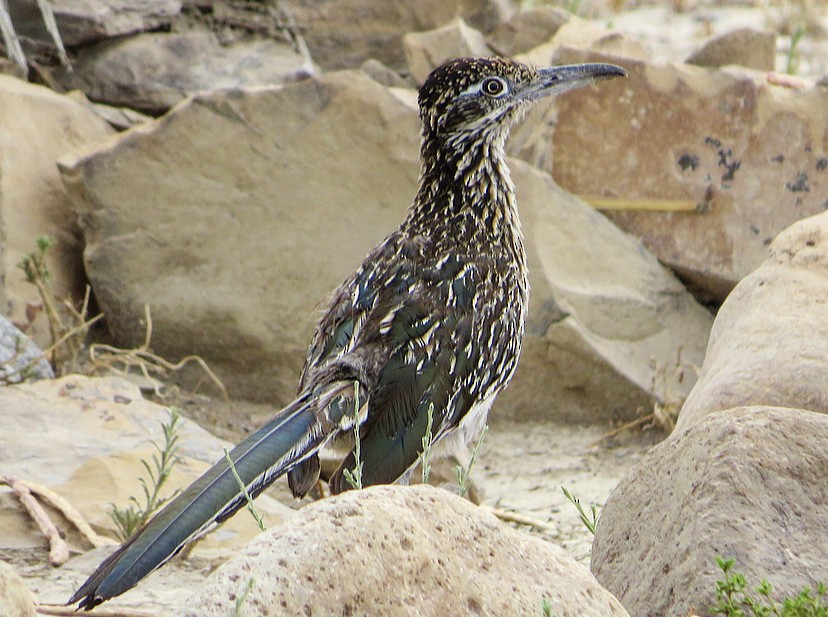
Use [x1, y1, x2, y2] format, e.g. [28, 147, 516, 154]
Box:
[88, 305, 228, 400]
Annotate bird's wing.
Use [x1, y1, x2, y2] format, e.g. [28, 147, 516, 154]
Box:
[326, 250, 485, 493]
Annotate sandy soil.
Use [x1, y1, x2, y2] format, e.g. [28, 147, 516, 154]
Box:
[10, 395, 662, 615]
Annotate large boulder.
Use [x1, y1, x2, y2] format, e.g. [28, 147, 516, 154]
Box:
[504, 160, 712, 424]
[59, 71, 712, 423]
[59, 71, 421, 406]
[592, 210, 828, 617]
[0, 75, 114, 350]
[549, 47, 828, 303]
[676, 210, 828, 431]
[186, 484, 630, 617]
[591, 407, 828, 617]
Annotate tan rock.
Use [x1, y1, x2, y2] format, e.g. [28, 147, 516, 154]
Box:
[486, 6, 570, 57]
[551, 47, 828, 302]
[59, 71, 421, 405]
[284, 0, 510, 72]
[403, 19, 494, 84]
[686, 27, 776, 71]
[186, 485, 629, 617]
[0, 562, 36, 617]
[0, 75, 114, 350]
[592, 406, 828, 617]
[676, 210, 828, 431]
[503, 160, 712, 424]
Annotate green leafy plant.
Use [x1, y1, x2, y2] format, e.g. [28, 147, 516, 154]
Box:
[541, 597, 555, 616]
[109, 407, 182, 540]
[16, 235, 101, 376]
[712, 557, 827, 617]
[224, 448, 265, 531]
[561, 486, 600, 535]
[456, 425, 488, 498]
[420, 402, 435, 484]
[342, 381, 364, 491]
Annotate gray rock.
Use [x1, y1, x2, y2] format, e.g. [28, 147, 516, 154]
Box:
[186, 485, 630, 617]
[283, 0, 511, 72]
[592, 406, 828, 617]
[0, 75, 114, 351]
[402, 18, 494, 84]
[686, 27, 776, 71]
[7, 0, 181, 47]
[676, 209, 828, 432]
[360, 58, 411, 89]
[487, 6, 570, 56]
[0, 561, 35, 617]
[61, 30, 311, 114]
[0, 315, 54, 383]
[59, 72, 712, 424]
[550, 47, 828, 303]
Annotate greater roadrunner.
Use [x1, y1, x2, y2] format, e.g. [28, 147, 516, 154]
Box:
[71, 57, 625, 609]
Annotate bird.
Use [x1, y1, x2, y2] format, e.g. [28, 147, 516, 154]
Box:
[70, 56, 625, 610]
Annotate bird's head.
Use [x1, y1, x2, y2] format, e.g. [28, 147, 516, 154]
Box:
[418, 57, 626, 147]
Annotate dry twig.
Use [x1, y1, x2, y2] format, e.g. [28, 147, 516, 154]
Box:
[88, 305, 228, 400]
[1, 475, 69, 566]
[481, 505, 559, 533]
[36, 604, 159, 617]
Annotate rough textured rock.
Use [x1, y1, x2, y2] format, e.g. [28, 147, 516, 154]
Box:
[592, 406, 828, 617]
[59, 71, 421, 405]
[0, 315, 54, 382]
[60, 31, 311, 114]
[6, 0, 181, 46]
[502, 160, 712, 424]
[0, 75, 114, 351]
[284, 0, 510, 72]
[186, 485, 629, 617]
[676, 210, 828, 431]
[0, 562, 36, 617]
[551, 47, 828, 302]
[486, 6, 570, 57]
[403, 19, 494, 84]
[59, 71, 711, 422]
[686, 27, 776, 71]
[0, 375, 292, 558]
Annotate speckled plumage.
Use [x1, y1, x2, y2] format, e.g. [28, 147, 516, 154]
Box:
[71, 57, 625, 610]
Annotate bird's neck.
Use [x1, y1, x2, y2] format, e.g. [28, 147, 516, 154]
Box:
[405, 129, 524, 256]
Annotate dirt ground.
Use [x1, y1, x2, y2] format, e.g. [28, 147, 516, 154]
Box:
[6, 394, 662, 615]
[178, 397, 665, 567]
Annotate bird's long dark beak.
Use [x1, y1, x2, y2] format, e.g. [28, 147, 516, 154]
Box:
[522, 63, 627, 101]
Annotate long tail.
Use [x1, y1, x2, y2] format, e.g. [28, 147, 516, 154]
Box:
[69, 390, 327, 610]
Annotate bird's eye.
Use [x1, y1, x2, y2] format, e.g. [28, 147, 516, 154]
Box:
[481, 77, 506, 97]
